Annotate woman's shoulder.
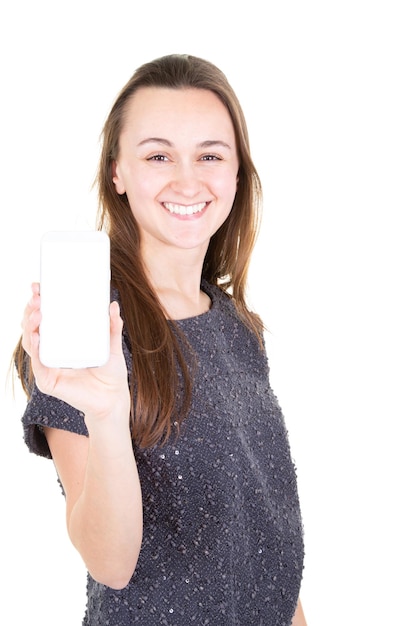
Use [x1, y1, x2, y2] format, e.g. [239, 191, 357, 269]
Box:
[200, 279, 234, 310]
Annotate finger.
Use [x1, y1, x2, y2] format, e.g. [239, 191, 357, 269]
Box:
[22, 309, 41, 355]
[109, 301, 124, 352]
[109, 301, 123, 330]
[21, 286, 41, 326]
[28, 308, 42, 332]
[21, 288, 42, 354]
[28, 326, 58, 398]
[30, 324, 41, 357]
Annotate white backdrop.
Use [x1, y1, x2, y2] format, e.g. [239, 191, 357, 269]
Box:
[1, 1, 416, 624]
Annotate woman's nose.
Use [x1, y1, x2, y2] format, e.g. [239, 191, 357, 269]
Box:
[169, 162, 203, 197]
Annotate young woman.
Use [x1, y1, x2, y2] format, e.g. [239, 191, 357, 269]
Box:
[15, 54, 307, 625]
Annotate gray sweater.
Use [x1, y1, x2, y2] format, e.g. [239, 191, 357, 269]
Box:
[22, 281, 304, 626]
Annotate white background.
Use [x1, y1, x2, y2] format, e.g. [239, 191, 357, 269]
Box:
[1, 1, 416, 624]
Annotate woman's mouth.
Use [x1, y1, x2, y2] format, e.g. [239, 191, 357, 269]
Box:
[163, 202, 207, 216]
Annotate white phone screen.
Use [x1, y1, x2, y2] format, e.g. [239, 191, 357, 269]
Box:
[39, 231, 110, 368]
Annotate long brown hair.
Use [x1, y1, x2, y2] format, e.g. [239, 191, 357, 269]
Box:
[14, 54, 264, 448]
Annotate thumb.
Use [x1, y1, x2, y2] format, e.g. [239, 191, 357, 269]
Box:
[109, 301, 124, 351]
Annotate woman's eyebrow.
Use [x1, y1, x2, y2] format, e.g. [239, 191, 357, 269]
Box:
[137, 137, 172, 147]
[137, 138, 232, 150]
[198, 140, 232, 150]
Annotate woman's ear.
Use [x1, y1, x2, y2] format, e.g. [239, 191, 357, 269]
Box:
[112, 161, 126, 195]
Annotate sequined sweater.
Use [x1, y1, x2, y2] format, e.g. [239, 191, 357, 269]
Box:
[22, 281, 304, 626]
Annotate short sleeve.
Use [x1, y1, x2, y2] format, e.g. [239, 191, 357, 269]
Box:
[21, 384, 88, 459]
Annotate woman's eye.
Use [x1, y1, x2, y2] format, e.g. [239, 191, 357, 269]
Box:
[148, 154, 168, 162]
[200, 154, 221, 161]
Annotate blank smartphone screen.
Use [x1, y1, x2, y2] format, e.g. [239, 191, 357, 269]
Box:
[39, 231, 110, 368]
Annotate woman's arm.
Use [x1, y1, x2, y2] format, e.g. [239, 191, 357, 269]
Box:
[291, 599, 307, 626]
[23, 284, 142, 589]
[44, 421, 142, 589]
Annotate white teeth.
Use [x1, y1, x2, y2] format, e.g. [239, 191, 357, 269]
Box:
[164, 202, 206, 215]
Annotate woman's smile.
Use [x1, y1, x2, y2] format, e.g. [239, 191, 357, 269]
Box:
[162, 201, 208, 217]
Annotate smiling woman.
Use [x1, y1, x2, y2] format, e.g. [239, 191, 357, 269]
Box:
[111, 87, 240, 255]
[13, 54, 306, 626]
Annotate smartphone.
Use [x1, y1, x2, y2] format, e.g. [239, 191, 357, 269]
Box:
[39, 230, 111, 368]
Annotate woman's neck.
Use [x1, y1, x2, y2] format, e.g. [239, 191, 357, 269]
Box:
[141, 243, 210, 320]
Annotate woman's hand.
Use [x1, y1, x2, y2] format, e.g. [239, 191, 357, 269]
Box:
[21, 282, 130, 422]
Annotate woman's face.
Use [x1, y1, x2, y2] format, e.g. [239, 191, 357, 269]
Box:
[112, 87, 239, 257]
